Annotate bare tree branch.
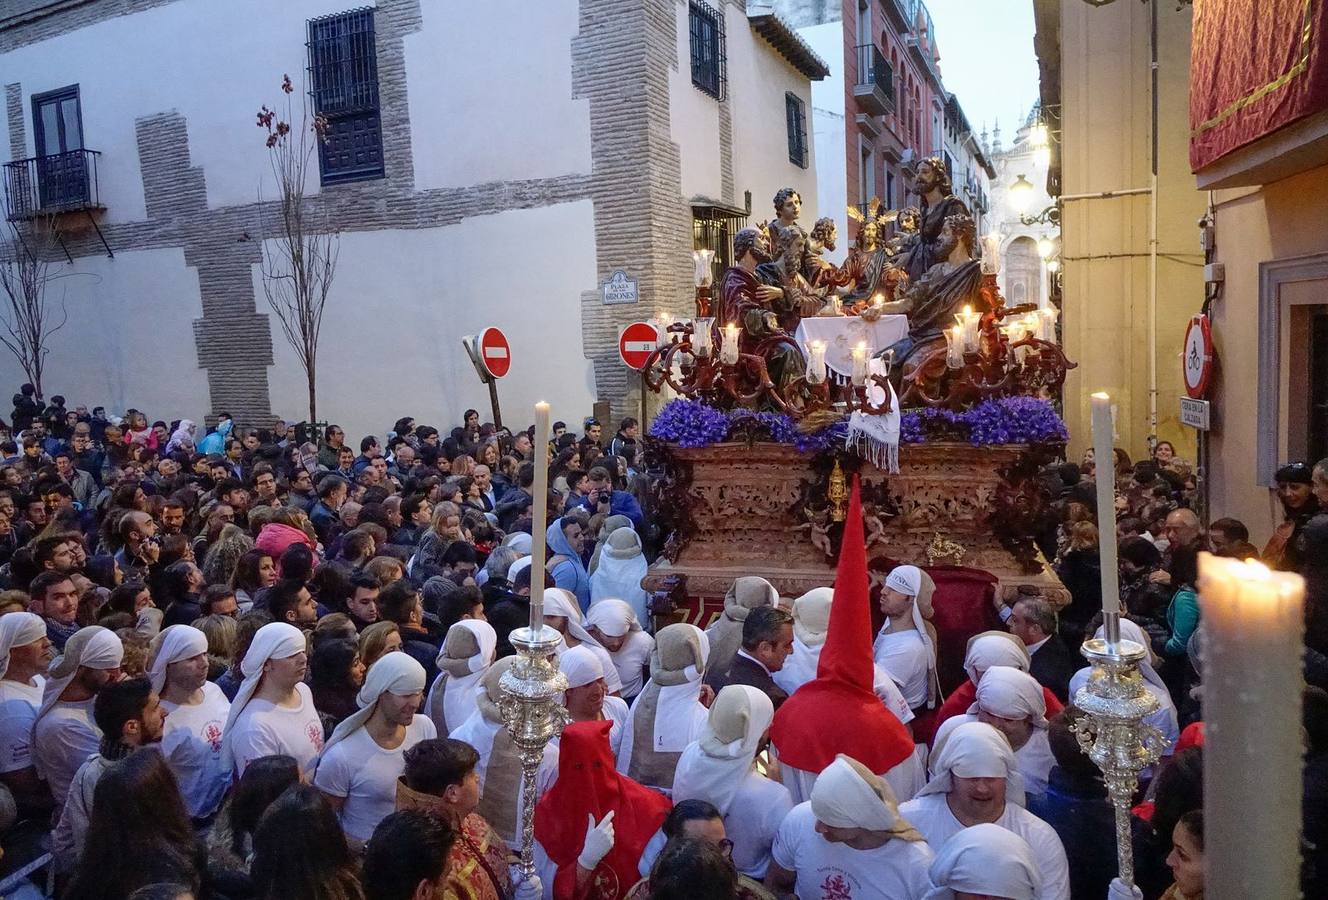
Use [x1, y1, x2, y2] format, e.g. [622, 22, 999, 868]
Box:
[255, 75, 338, 423]
[0, 216, 67, 398]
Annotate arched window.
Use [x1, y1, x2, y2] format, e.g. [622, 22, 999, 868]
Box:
[1004, 236, 1040, 307]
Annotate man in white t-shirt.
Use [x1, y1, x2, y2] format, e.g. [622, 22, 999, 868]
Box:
[930, 666, 1055, 804]
[221, 621, 323, 777]
[584, 599, 654, 700]
[767, 754, 933, 900]
[0, 611, 54, 818]
[898, 721, 1070, 900]
[314, 651, 436, 843]
[149, 624, 232, 821]
[53, 676, 165, 868]
[32, 626, 124, 811]
[871, 566, 938, 712]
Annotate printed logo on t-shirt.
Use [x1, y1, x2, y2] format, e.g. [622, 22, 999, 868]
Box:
[818, 868, 858, 900]
[306, 721, 325, 752]
[201, 721, 223, 753]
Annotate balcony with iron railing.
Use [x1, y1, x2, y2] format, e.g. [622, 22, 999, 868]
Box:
[853, 44, 895, 117]
[3, 149, 103, 222]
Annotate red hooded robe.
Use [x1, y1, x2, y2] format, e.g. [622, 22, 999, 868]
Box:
[534, 720, 671, 900]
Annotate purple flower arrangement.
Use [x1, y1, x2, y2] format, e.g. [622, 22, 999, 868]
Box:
[901, 396, 1068, 446]
[650, 396, 1066, 451]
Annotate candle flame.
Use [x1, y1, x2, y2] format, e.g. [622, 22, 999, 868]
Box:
[1091, 391, 1110, 401]
[962, 305, 971, 316]
[855, 340, 867, 351]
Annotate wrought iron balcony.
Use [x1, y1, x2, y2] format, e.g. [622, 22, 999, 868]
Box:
[3, 149, 103, 222]
[853, 44, 894, 117]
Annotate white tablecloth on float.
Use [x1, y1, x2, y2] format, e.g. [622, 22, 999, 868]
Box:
[795, 315, 909, 379]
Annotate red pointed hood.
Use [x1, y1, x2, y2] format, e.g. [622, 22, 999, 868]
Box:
[770, 476, 914, 774]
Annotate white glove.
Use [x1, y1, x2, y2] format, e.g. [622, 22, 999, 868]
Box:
[512, 872, 542, 900]
[577, 811, 616, 870]
[1107, 877, 1144, 900]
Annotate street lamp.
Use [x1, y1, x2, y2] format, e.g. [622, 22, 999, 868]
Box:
[1047, 258, 1061, 273]
[1009, 174, 1035, 213]
[1037, 235, 1056, 258]
[1029, 123, 1049, 149]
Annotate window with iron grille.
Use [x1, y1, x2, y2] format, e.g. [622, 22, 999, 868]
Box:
[689, 1, 726, 100]
[786, 93, 808, 168]
[307, 7, 384, 184]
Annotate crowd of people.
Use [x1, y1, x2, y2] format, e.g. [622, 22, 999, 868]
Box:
[0, 383, 1320, 900]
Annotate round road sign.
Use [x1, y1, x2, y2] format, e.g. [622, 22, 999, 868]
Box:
[1182, 315, 1214, 399]
[479, 327, 511, 379]
[619, 322, 659, 370]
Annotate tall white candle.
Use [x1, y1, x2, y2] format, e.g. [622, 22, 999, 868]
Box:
[721, 323, 740, 365]
[528, 402, 551, 633]
[850, 341, 869, 386]
[806, 340, 827, 384]
[1198, 554, 1304, 900]
[1090, 393, 1121, 616]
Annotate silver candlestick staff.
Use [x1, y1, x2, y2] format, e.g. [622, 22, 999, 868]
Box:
[499, 623, 569, 881]
[1070, 611, 1168, 887]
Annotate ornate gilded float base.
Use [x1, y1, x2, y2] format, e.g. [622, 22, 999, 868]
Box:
[644, 440, 1069, 616]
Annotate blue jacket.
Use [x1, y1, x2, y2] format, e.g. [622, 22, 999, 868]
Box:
[570, 489, 643, 528]
[546, 519, 590, 611]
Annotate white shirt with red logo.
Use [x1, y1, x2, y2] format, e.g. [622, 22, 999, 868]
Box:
[161, 680, 232, 818]
[227, 682, 324, 778]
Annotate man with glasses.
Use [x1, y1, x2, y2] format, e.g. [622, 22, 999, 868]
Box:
[320, 424, 347, 470]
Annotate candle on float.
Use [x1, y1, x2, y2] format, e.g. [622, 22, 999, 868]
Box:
[850, 340, 869, 386]
[1039, 306, 1059, 343]
[692, 316, 714, 357]
[656, 312, 674, 348]
[957, 305, 980, 352]
[1090, 393, 1121, 617]
[721, 322, 741, 365]
[945, 325, 965, 368]
[806, 340, 827, 384]
[528, 402, 552, 633]
[1198, 554, 1304, 900]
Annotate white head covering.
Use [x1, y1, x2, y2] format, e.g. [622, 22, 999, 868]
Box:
[544, 588, 598, 646]
[652, 623, 710, 753]
[0, 612, 46, 680]
[146, 625, 209, 693]
[220, 622, 307, 770]
[922, 823, 1043, 900]
[971, 666, 1047, 728]
[584, 599, 643, 639]
[320, 651, 427, 758]
[589, 528, 650, 625]
[811, 754, 923, 840]
[791, 587, 834, 647]
[919, 721, 1025, 805]
[430, 619, 497, 736]
[507, 556, 532, 583]
[560, 644, 606, 690]
[882, 566, 939, 707]
[502, 532, 533, 556]
[34, 626, 124, 726]
[962, 631, 1031, 685]
[672, 685, 774, 816]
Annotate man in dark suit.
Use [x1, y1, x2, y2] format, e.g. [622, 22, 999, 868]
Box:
[706, 605, 795, 709]
[1009, 595, 1076, 702]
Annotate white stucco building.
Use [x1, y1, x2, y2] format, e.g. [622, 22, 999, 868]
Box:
[0, 0, 825, 436]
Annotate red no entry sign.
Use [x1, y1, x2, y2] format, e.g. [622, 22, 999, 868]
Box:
[619, 322, 658, 370]
[479, 327, 511, 379]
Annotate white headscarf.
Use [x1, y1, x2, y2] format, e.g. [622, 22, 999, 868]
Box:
[546, 589, 623, 695]
[34, 626, 124, 726]
[971, 666, 1047, 728]
[146, 625, 209, 693]
[881, 566, 940, 707]
[165, 419, 197, 453]
[918, 721, 1025, 805]
[507, 557, 531, 584]
[773, 588, 834, 696]
[672, 685, 774, 816]
[811, 755, 922, 840]
[449, 656, 516, 783]
[560, 644, 606, 690]
[589, 528, 650, 625]
[653, 624, 709, 753]
[0, 612, 46, 679]
[584, 598, 643, 639]
[962, 631, 1030, 685]
[922, 823, 1043, 900]
[320, 651, 427, 758]
[502, 532, 533, 556]
[220, 622, 307, 771]
[430, 620, 497, 736]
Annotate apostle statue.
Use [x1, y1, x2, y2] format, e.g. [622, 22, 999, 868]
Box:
[839, 200, 911, 308]
[719, 226, 805, 396]
[894, 157, 970, 282]
[878, 211, 983, 371]
[769, 187, 806, 240]
[756, 223, 819, 330]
